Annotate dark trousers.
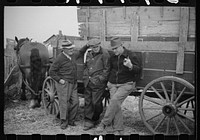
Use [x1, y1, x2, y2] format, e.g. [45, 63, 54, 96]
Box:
[56, 81, 79, 121]
[84, 81, 105, 123]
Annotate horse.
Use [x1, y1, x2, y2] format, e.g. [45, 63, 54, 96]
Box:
[14, 37, 49, 108]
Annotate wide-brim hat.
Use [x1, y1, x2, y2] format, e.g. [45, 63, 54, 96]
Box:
[61, 40, 75, 49]
[87, 38, 101, 47]
[110, 37, 122, 48]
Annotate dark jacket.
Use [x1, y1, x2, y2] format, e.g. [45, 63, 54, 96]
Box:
[80, 45, 110, 87]
[49, 52, 77, 84]
[109, 47, 141, 84]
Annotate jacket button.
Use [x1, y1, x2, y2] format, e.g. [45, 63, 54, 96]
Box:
[89, 76, 91, 79]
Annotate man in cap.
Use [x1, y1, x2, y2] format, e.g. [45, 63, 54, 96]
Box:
[79, 38, 110, 131]
[49, 40, 79, 129]
[95, 37, 142, 134]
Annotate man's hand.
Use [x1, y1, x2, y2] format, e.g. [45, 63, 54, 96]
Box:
[123, 57, 133, 69]
[59, 79, 65, 85]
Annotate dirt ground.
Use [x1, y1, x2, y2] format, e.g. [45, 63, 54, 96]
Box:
[4, 95, 195, 135]
[4, 96, 152, 135]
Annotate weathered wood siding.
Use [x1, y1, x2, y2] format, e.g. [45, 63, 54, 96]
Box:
[76, 6, 195, 88]
[4, 38, 17, 80]
[77, 6, 195, 40]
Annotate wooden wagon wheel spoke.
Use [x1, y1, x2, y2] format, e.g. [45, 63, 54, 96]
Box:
[44, 88, 52, 95]
[175, 115, 192, 134]
[46, 102, 51, 109]
[154, 115, 166, 132]
[143, 107, 162, 110]
[176, 96, 195, 107]
[171, 81, 175, 103]
[46, 82, 51, 90]
[146, 112, 163, 122]
[178, 107, 195, 111]
[174, 87, 186, 104]
[144, 95, 164, 106]
[166, 117, 171, 135]
[160, 82, 170, 102]
[177, 112, 194, 122]
[151, 86, 165, 102]
[50, 103, 53, 114]
[172, 116, 180, 134]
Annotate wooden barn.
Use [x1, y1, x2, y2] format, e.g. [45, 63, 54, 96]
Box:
[74, 6, 195, 88]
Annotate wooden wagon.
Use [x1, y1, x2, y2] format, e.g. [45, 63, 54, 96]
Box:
[42, 6, 195, 135]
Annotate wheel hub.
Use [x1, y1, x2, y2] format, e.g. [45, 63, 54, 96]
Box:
[162, 104, 177, 117]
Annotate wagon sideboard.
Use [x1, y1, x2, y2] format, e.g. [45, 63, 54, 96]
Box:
[69, 6, 195, 89]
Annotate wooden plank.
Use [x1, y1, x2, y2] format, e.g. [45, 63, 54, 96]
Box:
[74, 40, 195, 52]
[77, 7, 195, 38]
[136, 69, 194, 88]
[140, 20, 179, 37]
[84, 7, 90, 40]
[130, 12, 139, 43]
[176, 7, 189, 74]
[100, 10, 106, 42]
[143, 52, 194, 72]
[188, 20, 195, 37]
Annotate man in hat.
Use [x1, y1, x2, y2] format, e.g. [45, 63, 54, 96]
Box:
[95, 37, 142, 134]
[49, 40, 79, 129]
[79, 38, 110, 131]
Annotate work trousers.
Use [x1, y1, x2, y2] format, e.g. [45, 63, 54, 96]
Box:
[84, 81, 106, 123]
[102, 81, 136, 131]
[55, 81, 79, 121]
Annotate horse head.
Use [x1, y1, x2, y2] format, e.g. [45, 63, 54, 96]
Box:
[14, 37, 30, 54]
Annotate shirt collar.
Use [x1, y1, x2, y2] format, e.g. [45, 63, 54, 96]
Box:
[62, 52, 71, 60]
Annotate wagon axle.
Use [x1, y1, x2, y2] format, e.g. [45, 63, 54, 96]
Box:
[162, 104, 177, 117]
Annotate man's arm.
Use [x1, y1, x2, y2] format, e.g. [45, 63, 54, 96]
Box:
[75, 44, 90, 60]
[49, 57, 61, 83]
[129, 53, 142, 74]
[99, 50, 111, 83]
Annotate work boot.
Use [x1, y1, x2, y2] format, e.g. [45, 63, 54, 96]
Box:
[60, 120, 68, 130]
[95, 122, 105, 133]
[83, 121, 95, 131]
[29, 99, 41, 109]
[69, 121, 76, 126]
[53, 117, 60, 124]
[29, 99, 35, 108]
[105, 125, 114, 133]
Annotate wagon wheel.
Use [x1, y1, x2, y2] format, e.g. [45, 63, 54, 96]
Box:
[139, 76, 195, 135]
[42, 76, 59, 116]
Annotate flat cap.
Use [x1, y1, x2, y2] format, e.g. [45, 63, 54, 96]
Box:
[87, 38, 101, 47]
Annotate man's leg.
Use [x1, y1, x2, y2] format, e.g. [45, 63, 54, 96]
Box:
[56, 82, 69, 129]
[91, 85, 105, 122]
[112, 82, 136, 132]
[83, 82, 94, 130]
[68, 83, 79, 125]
